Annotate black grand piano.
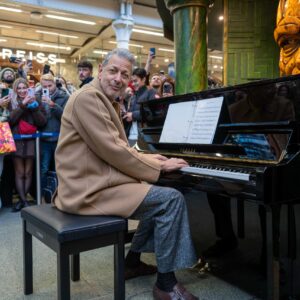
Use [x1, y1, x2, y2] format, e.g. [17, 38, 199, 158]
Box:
[137, 74, 300, 300]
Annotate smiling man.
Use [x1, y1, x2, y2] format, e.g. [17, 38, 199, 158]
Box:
[53, 48, 198, 299]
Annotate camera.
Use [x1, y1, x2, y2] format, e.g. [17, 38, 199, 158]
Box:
[42, 88, 50, 97]
[150, 47, 156, 59]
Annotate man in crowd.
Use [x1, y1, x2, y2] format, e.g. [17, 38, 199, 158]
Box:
[149, 73, 162, 92]
[39, 73, 69, 200]
[0, 67, 16, 88]
[77, 60, 94, 88]
[53, 48, 198, 299]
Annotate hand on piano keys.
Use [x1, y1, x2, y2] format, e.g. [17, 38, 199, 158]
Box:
[160, 157, 189, 173]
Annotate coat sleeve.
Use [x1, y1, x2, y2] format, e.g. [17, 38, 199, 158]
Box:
[72, 91, 161, 183]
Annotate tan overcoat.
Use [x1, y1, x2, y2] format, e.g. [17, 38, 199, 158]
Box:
[53, 78, 161, 217]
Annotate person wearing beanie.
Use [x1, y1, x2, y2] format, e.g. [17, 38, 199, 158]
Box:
[0, 67, 16, 87]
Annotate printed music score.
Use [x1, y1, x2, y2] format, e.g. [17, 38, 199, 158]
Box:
[159, 96, 223, 144]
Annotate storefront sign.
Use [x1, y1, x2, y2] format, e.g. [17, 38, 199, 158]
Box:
[0, 48, 60, 64]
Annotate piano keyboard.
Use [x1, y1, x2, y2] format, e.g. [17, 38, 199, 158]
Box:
[180, 165, 250, 182]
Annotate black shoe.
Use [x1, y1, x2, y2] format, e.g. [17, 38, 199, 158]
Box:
[23, 200, 31, 208]
[203, 238, 238, 258]
[11, 200, 24, 212]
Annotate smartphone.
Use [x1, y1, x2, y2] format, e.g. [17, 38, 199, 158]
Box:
[150, 47, 156, 59]
[27, 88, 35, 97]
[42, 88, 50, 97]
[163, 84, 172, 94]
[43, 64, 50, 74]
[9, 56, 18, 63]
[1, 88, 9, 97]
[26, 59, 33, 69]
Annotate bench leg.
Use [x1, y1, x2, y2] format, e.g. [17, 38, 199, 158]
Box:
[23, 220, 33, 295]
[114, 231, 125, 300]
[71, 254, 80, 281]
[57, 249, 70, 300]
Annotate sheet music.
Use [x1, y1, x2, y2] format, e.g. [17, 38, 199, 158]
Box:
[159, 96, 223, 144]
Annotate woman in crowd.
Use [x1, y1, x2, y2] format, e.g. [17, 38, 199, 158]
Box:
[0, 92, 11, 208]
[9, 78, 47, 212]
[122, 68, 158, 145]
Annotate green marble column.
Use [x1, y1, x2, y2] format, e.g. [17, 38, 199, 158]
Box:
[165, 0, 209, 94]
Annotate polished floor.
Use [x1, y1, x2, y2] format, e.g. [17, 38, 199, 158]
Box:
[0, 191, 299, 299]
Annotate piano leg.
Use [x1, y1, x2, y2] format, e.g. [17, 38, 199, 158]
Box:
[236, 199, 245, 239]
[266, 204, 281, 300]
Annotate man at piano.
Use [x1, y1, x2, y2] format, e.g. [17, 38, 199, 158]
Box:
[53, 48, 199, 299]
[204, 84, 295, 260]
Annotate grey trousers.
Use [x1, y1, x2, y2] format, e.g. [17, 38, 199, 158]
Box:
[129, 185, 197, 273]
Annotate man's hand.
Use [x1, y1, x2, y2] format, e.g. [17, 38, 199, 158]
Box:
[123, 112, 133, 122]
[160, 157, 189, 173]
[147, 154, 168, 161]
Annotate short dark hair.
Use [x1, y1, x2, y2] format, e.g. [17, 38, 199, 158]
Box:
[132, 68, 147, 79]
[77, 60, 93, 70]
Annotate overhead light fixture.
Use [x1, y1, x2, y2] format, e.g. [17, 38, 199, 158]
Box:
[0, 6, 22, 13]
[132, 28, 163, 37]
[26, 42, 71, 51]
[158, 48, 174, 53]
[0, 38, 7, 42]
[164, 58, 169, 63]
[213, 65, 218, 69]
[0, 24, 12, 28]
[55, 58, 66, 63]
[93, 50, 108, 55]
[219, 16, 224, 21]
[209, 55, 223, 59]
[36, 30, 79, 39]
[109, 41, 143, 48]
[45, 14, 96, 25]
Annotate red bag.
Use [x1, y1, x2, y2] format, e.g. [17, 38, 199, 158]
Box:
[0, 122, 16, 154]
[18, 119, 37, 135]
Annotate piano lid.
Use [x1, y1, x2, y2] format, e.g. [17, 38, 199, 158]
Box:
[139, 75, 300, 163]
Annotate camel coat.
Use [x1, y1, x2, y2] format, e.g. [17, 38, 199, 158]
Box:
[53, 78, 161, 217]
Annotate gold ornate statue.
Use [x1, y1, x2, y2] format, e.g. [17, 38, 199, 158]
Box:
[274, 0, 300, 75]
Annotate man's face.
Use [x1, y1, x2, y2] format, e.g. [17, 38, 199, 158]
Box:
[150, 75, 161, 88]
[98, 55, 132, 101]
[3, 70, 15, 83]
[78, 67, 92, 81]
[41, 80, 56, 95]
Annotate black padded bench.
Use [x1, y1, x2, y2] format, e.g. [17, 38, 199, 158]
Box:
[21, 204, 128, 300]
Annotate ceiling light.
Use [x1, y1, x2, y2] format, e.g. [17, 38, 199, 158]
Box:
[219, 15, 224, 21]
[209, 55, 223, 59]
[213, 65, 218, 69]
[0, 6, 22, 13]
[132, 28, 163, 37]
[93, 50, 108, 55]
[108, 41, 143, 48]
[0, 24, 12, 28]
[164, 58, 169, 63]
[0, 38, 7, 42]
[45, 14, 96, 25]
[26, 42, 71, 50]
[36, 30, 78, 39]
[158, 48, 174, 53]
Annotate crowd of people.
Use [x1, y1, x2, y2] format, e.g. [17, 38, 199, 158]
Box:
[0, 51, 175, 211]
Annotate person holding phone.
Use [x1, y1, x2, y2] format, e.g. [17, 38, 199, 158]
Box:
[158, 76, 175, 98]
[9, 78, 47, 212]
[38, 73, 69, 201]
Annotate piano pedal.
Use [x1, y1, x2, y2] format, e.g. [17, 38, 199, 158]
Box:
[190, 257, 211, 277]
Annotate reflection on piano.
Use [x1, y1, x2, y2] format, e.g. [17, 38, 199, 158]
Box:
[138, 74, 300, 300]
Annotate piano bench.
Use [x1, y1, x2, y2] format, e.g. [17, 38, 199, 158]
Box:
[21, 204, 128, 300]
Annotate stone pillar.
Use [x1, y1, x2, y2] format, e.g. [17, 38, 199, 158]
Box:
[112, 0, 134, 49]
[164, 0, 209, 94]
